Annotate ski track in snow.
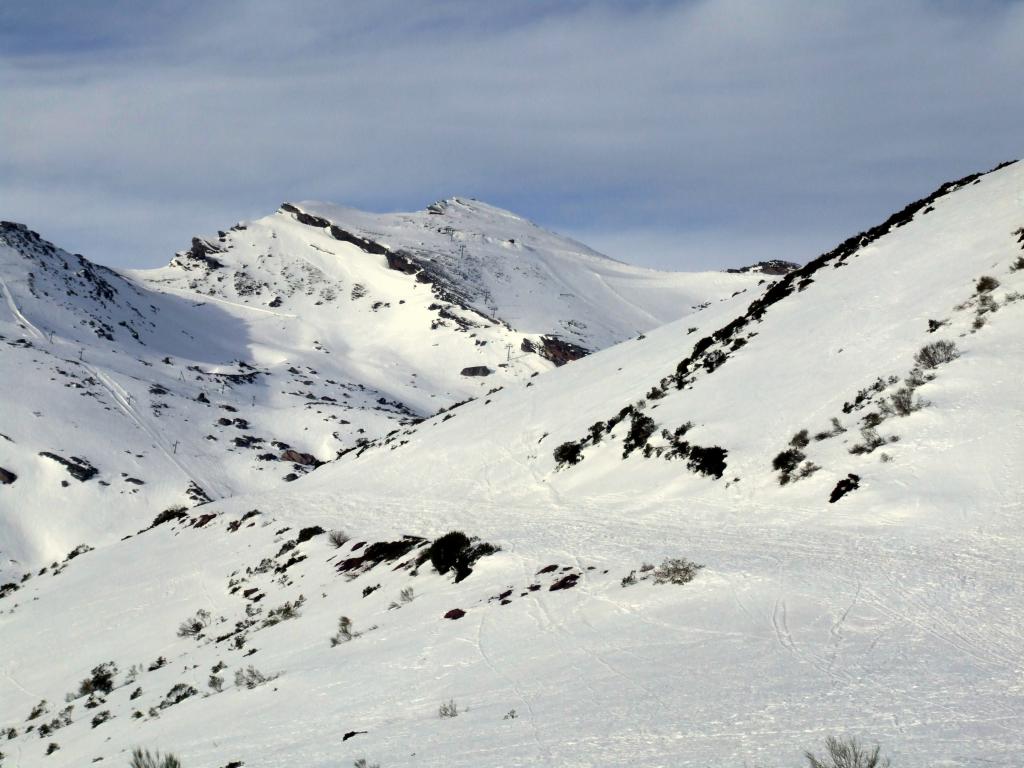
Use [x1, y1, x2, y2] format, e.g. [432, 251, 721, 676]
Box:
[85, 364, 229, 501]
[1, 277, 44, 340]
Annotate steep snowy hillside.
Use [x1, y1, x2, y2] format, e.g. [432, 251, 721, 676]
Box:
[0, 203, 756, 574]
[1, 162, 1020, 768]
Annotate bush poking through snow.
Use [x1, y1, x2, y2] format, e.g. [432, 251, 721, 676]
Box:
[234, 666, 276, 689]
[177, 609, 211, 638]
[652, 558, 703, 585]
[849, 428, 891, 455]
[208, 675, 224, 693]
[90, 710, 113, 728]
[261, 596, 305, 627]
[77, 661, 118, 698]
[27, 700, 48, 721]
[975, 275, 1000, 294]
[129, 748, 182, 768]
[804, 735, 890, 768]
[773, 448, 804, 485]
[353, 760, 380, 768]
[330, 616, 354, 646]
[328, 530, 350, 548]
[553, 441, 584, 468]
[914, 340, 959, 370]
[424, 531, 497, 582]
[889, 387, 926, 416]
[158, 684, 197, 710]
[439, 699, 459, 718]
[622, 411, 657, 458]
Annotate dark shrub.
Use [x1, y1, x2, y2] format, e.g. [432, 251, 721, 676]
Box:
[890, 387, 925, 416]
[772, 448, 805, 484]
[790, 430, 810, 448]
[90, 710, 112, 728]
[976, 275, 1000, 293]
[296, 526, 324, 544]
[553, 441, 584, 468]
[77, 662, 118, 697]
[686, 445, 727, 479]
[829, 474, 861, 503]
[622, 411, 657, 458]
[327, 530, 350, 548]
[424, 531, 496, 582]
[158, 684, 197, 710]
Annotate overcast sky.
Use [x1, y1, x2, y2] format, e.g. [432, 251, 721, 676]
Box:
[2, 0, 1021, 271]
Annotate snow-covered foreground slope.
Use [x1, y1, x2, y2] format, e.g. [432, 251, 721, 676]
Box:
[0, 203, 756, 572]
[1, 162, 1022, 768]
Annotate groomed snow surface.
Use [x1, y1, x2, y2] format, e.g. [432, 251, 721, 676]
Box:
[1, 165, 1023, 767]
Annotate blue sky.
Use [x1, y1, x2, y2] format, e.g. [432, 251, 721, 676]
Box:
[2, 0, 1022, 270]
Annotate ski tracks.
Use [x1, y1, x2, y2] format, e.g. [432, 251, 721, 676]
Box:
[1, 277, 44, 340]
[86, 365, 227, 501]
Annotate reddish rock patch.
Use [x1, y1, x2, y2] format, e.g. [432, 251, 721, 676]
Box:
[444, 608, 466, 620]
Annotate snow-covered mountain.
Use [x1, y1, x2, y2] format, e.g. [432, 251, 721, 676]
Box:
[2, 162, 1022, 768]
[0, 201, 758, 573]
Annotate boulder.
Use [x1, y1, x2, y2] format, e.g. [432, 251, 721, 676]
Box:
[460, 366, 492, 377]
[0, 467, 16, 484]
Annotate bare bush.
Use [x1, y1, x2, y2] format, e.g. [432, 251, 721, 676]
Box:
[129, 748, 182, 768]
[176, 609, 211, 639]
[439, 699, 459, 718]
[262, 596, 305, 627]
[805, 735, 890, 768]
[849, 428, 889, 455]
[330, 616, 354, 646]
[653, 558, 703, 585]
[328, 530, 350, 548]
[914, 340, 959, 370]
[890, 387, 926, 416]
[234, 666, 276, 690]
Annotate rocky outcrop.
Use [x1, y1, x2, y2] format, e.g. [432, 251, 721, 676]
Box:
[521, 336, 590, 367]
[0, 467, 16, 484]
[460, 366, 492, 377]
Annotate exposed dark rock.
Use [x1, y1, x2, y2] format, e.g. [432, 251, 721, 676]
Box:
[296, 525, 325, 544]
[281, 449, 320, 466]
[38, 452, 98, 482]
[460, 365, 492, 377]
[0, 467, 16, 484]
[444, 608, 466, 620]
[549, 573, 580, 591]
[521, 336, 590, 366]
[342, 731, 367, 741]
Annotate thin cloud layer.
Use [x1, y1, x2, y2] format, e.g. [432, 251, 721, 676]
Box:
[2, 0, 1021, 269]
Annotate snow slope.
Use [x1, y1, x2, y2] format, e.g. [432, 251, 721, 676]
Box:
[1, 162, 1022, 768]
[0, 202, 756, 574]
